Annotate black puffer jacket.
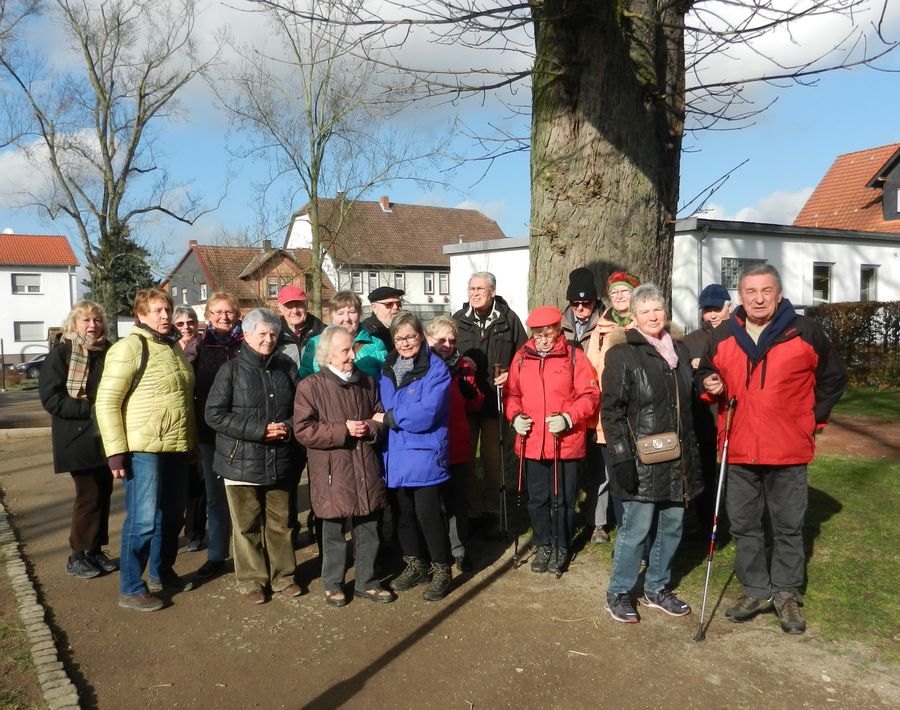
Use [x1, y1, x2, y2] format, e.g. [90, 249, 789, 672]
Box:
[600, 329, 703, 504]
[38, 341, 108, 473]
[205, 346, 303, 485]
[452, 294, 526, 416]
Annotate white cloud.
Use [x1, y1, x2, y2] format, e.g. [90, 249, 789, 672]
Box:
[703, 187, 814, 224]
[454, 199, 506, 224]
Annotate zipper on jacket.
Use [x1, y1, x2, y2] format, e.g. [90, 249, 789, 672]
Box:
[228, 439, 240, 463]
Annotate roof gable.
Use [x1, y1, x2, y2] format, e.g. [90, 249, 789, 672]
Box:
[794, 143, 900, 234]
[0, 234, 79, 267]
[292, 198, 507, 266]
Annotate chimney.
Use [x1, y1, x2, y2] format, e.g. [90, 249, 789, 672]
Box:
[263, 239, 272, 250]
[379, 195, 392, 213]
[188, 239, 197, 247]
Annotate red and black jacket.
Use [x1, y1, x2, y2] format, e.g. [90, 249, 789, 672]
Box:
[696, 300, 848, 466]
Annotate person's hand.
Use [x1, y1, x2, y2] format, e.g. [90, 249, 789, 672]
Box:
[545, 413, 572, 435]
[111, 469, 127, 480]
[611, 459, 638, 494]
[346, 420, 369, 438]
[264, 422, 288, 441]
[703, 373, 725, 396]
[493, 367, 509, 387]
[371, 412, 385, 423]
[512, 414, 532, 436]
[690, 357, 700, 370]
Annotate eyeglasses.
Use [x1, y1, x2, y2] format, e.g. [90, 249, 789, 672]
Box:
[571, 300, 594, 309]
[468, 286, 491, 293]
[609, 289, 632, 299]
[210, 309, 237, 317]
[174, 321, 196, 328]
[434, 337, 456, 345]
[393, 334, 420, 344]
[375, 300, 402, 309]
[532, 328, 559, 341]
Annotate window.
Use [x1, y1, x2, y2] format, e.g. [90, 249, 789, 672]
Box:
[423, 272, 434, 295]
[171, 285, 178, 297]
[368, 271, 379, 292]
[200, 283, 208, 301]
[182, 290, 188, 305]
[350, 271, 362, 293]
[438, 272, 450, 295]
[720, 257, 766, 290]
[11, 274, 41, 294]
[14, 321, 44, 342]
[394, 272, 405, 291]
[812, 263, 832, 304]
[267, 277, 279, 299]
[860, 266, 878, 301]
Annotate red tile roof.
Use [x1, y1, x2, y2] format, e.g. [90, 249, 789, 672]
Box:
[0, 233, 79, 266]
[793, 143, 900, 234]
[292, 198, 506, 266]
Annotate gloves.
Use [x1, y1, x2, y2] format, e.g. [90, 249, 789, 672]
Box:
[545, 413, 573, 435]
[457, 377, 480, 401]
[611, 459, 638, 495]
[512, 415, 533, 436]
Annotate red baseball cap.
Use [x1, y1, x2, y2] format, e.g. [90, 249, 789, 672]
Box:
[277, 285, 308, 305]
[526, 306, 563, 329]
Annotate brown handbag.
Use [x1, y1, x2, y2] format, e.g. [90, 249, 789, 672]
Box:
[629, 380, 683, 465]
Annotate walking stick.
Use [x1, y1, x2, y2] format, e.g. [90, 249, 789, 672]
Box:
[552, 432, 562, 579]
[512, 434, 526, 569]
[694, 397, 738, 642]
[494, 364, 510, 539]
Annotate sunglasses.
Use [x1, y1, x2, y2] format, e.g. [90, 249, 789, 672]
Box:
[571, 300, 594, 309]
[174, 321, 196, 328]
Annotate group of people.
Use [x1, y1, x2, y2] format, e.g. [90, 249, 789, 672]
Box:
[39, 262, 847, 635]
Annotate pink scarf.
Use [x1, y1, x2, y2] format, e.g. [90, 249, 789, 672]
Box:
[638, 328, 679, 369]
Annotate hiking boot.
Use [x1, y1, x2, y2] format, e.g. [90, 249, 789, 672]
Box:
[605, 593, 639, 623]
[642, 588, 691, 617]
[85, 549, 118, 574]
[530, 545, 552, 573]
[422, 563, 452, 602]
[66, 552, 101, 580]
[195, 559, 226, 580]
[775, 595, 806, 635]
[390, 557, 430, 591]
[725, 594, 774, 623]
[548, 547, 569, 576]
[147, 573, 194, 594]
[118, 592, 164, 612]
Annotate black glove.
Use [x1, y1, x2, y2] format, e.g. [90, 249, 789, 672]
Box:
[457, 377, 479, 401]
[611, 459, 638, 495]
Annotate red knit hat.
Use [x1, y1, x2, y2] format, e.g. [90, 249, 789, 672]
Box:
[606, 271, 640, 293]
[525, 306, 563, 329]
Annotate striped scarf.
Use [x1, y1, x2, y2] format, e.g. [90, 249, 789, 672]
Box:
[64, 331, 108, 399]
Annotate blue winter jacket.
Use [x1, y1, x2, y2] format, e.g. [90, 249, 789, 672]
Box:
[380, 345, 451, 488]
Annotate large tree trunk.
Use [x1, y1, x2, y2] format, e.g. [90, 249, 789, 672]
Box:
[529, 0, 687, 309]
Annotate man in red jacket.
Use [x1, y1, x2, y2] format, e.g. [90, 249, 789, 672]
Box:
[698, 264, 847, 634]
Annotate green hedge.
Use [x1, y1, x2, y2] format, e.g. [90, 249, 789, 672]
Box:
[806, 301, 900, 386]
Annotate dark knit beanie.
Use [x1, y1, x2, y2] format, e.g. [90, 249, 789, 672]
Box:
[566, 268, 598, 301]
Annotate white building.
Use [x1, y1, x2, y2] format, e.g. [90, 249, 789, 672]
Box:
[0, 232, 79, 363]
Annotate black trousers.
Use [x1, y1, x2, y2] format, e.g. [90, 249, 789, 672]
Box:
[526, 459, 578, 548]
[392, 484, 451, 566]
[70, 467, 114, 553]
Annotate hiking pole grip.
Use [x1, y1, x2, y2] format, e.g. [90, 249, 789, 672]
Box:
[724, 397, 737, 432]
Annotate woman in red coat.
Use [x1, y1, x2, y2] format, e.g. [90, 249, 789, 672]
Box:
[504, 307, 599, 575]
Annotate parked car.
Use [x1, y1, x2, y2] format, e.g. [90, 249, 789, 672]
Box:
[9, 353, 48, 380]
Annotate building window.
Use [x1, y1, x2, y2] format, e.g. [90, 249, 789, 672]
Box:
[182, 290, 188, 305]
[171, 285, 178, 297]
[11, 273, 41, 294]
[812, 263, 832, 304]
[200, 283, 208, 301]
[368, 271, 379, 292]
[423, 272, 434, 295]
[720, 257, 766, 290]
[860, 265, 878, 301]
[14, 321, 44, 342]
[267, 277, 279, 299]
[439, 272, 450, 295]
[350, 271, 362, 293]
[394, 271, 405, 291]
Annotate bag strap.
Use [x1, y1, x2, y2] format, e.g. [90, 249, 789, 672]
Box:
[123, 333, 149, 407]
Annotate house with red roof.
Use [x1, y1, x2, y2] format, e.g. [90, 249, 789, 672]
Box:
[284, 195, 506, 318]
[0, 231, 79, 363]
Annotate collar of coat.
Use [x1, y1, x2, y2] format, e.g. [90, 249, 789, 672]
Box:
[237, 343, 278, 369]
[606, 323, 685, 349]
[384, 342, 433, 387]
[521, 335, 571, 359]
[320, 365, 363, 387]
[730, 299, 798, 363]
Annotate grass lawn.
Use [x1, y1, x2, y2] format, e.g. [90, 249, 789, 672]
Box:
[831, 386, 900, 419]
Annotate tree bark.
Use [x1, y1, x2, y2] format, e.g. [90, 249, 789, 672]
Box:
[529, 0, 687, 309]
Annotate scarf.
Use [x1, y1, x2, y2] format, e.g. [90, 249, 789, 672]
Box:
[610, 309, 633, 327]
[204, 322, 243, 346]
[64, 331, 107, 399]
[638, 328, 679, 369]
[327, 364, 354, 382]
[135, 322, 181, 347]
[467, 301, 500, 333]
[392, 355, 416, 387]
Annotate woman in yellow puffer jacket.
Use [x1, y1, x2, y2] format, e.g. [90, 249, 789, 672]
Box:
[96, 288, 196, 613]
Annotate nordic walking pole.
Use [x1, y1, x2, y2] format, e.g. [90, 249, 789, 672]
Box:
[512, 434, 526, 569]
[494, 364, 509, 539]
[552, 431, 562, 580]
[694, 397, 738, 642]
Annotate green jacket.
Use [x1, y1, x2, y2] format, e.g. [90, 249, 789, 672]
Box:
[96, 328, 197, 456]
[299, 328, 387, 379]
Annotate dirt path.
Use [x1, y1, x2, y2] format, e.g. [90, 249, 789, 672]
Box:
[816, 415, 900, 459]
[0, 434, 897, 709]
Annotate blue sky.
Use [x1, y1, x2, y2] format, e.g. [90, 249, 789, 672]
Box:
[1, 1, 898, 274]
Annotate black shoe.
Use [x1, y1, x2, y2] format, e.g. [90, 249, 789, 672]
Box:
[66, 553, 101, 580]
[454, 554, 472, 573]
[422, 563, 452, 602]
[775, 595, 806, 634]
[548, 547, 569, 575]
[85, 549, 118, 574]
[530, 545, 552, 573]
[605, 593, 639, 623]
[725, 594, 774, 623]
[390, 557, 430, 591]
[642, 588, 691, 617]
[148, 573, 194, 594]
[195, 559, 226, 580]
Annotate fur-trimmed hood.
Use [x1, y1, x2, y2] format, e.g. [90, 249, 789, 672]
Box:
[607, 323, 684, 349]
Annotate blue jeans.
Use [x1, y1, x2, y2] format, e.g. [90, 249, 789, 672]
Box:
[608, 500, 684, 596]
[119, 452, 189, 596]
[199, 442, 231, 562]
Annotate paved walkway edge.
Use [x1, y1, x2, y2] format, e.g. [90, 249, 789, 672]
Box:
[0, 497, 81, 709]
